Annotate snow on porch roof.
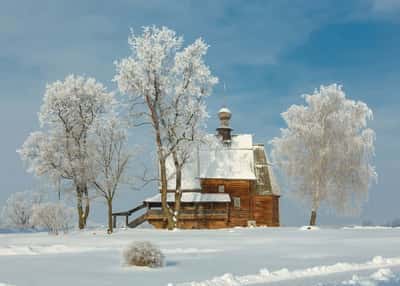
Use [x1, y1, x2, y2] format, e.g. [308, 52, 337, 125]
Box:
[144, 192, 231, 203]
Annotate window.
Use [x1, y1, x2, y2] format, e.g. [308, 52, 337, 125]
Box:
[218, 185, 225, 193]
[233, 197, 241, 209]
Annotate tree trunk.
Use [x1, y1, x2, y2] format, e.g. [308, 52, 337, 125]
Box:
[310, 185, 320, 226]
[159, 157, 174, 230]
[309, 210, 317, 226]
[76, 190, 85, 229]
[148, 90, 174, 230]
[173, 152, 182, 229]
[107, 199, 113, 233]
[83, 187, 90, 227]
[174, 191, 182, 229]
[76, 185, 90, 229]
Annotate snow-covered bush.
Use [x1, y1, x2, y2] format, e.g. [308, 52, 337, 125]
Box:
[31, 202, 74, 234]
[122, 241, 164, 267]
[1, 191, 42, 229]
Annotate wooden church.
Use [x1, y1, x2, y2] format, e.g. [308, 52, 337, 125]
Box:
[113, 107, 280, 229]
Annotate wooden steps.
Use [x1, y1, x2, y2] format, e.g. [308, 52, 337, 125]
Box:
[112, 203, 147, 228]
[127, 213, 148, 228]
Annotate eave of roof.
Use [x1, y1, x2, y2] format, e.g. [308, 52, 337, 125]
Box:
[144, 192, 231, 203]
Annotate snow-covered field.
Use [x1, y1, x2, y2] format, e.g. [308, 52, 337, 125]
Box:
[1, 227, 400, 286]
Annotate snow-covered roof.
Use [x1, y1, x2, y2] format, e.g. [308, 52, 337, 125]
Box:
[229, 134, 253, 149]
[166, 134, 256, 190]
[144, 192, 231, 203]
[198, 148, 255, 180]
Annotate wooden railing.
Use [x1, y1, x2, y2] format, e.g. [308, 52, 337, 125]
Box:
[112, 203, 147, 228]
[147, 209, 228, 220]
[113, 205, 229, 228]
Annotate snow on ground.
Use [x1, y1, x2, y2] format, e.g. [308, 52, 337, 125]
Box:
[174, 256, 400, 286]
[1, 227, 400, 286]
[320, 268, 400, 285]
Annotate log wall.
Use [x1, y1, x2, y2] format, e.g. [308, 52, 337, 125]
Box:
[147, 179, 280, 229]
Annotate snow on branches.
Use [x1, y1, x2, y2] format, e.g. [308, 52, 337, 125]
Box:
[271, 84, 377, 225]
[1, 191, 43, 229]
[114, 26, 218, 229]
[91, 116, 132, 233]
[31, 202, 74, 234]
[18, 75, 117, 229]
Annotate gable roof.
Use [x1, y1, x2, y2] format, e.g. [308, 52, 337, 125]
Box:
[166, 134, 257, 190]
[157, 133, 280, 196]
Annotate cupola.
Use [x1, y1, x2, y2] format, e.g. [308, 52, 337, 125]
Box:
[216, 107, 232, 142]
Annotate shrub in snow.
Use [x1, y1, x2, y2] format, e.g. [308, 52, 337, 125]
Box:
[1, 191, 42, 229]
[122, 241, 164, 268]
[31, 202, 74, 234]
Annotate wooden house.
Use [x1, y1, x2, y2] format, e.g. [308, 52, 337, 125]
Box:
[113, 107, 280, 229]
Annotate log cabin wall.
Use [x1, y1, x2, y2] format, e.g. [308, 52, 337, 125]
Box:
[146, 202, 229, 229]
[253, 195, 280, 226]
[201, 179, 252, 227]
[201, 178, 280, 227]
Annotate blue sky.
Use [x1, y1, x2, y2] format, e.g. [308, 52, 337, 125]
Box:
[1, 0, 399, 226]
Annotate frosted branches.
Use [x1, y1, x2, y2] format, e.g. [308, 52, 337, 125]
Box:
[271, 84, 377, 224]
[114, 26, 217, 229]
[18, 75, 116, 229]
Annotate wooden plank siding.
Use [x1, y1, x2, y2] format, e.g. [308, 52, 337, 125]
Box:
[146, 178, 279, 229]
[253, 195, 280, 226]
[201, 179, 280, 227]
[201, 179, 250, 227]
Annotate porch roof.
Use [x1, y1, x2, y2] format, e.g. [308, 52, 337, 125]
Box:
[144, 192, 231, 203]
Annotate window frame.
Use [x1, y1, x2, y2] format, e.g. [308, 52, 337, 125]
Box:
[233, 197, 241, 209]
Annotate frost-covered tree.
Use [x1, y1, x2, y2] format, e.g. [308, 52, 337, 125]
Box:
[114, 26, 217, 229]
[166, 93, 210, 228]
[92, 117, 132, 233]
[18, 75, 115, 229]
[270, 84, 377, 225]
[31, 202, 74, 234]
[1, 191, 43, 229]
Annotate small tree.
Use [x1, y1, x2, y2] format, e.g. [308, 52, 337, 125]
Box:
[1, 191, 42, 229]
[92, 117, 132, 233]
[271, 84, 377, 225]
[18, 75, 115, 229]
[114, 26, 217, 229]
[31, 202, 74, 234]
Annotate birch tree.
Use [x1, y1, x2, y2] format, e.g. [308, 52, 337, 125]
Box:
[92, 117, 132, 233]
[114, 26, 217, 229]
[270, 84, 377, 226]
[18, 75, 115, 229]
